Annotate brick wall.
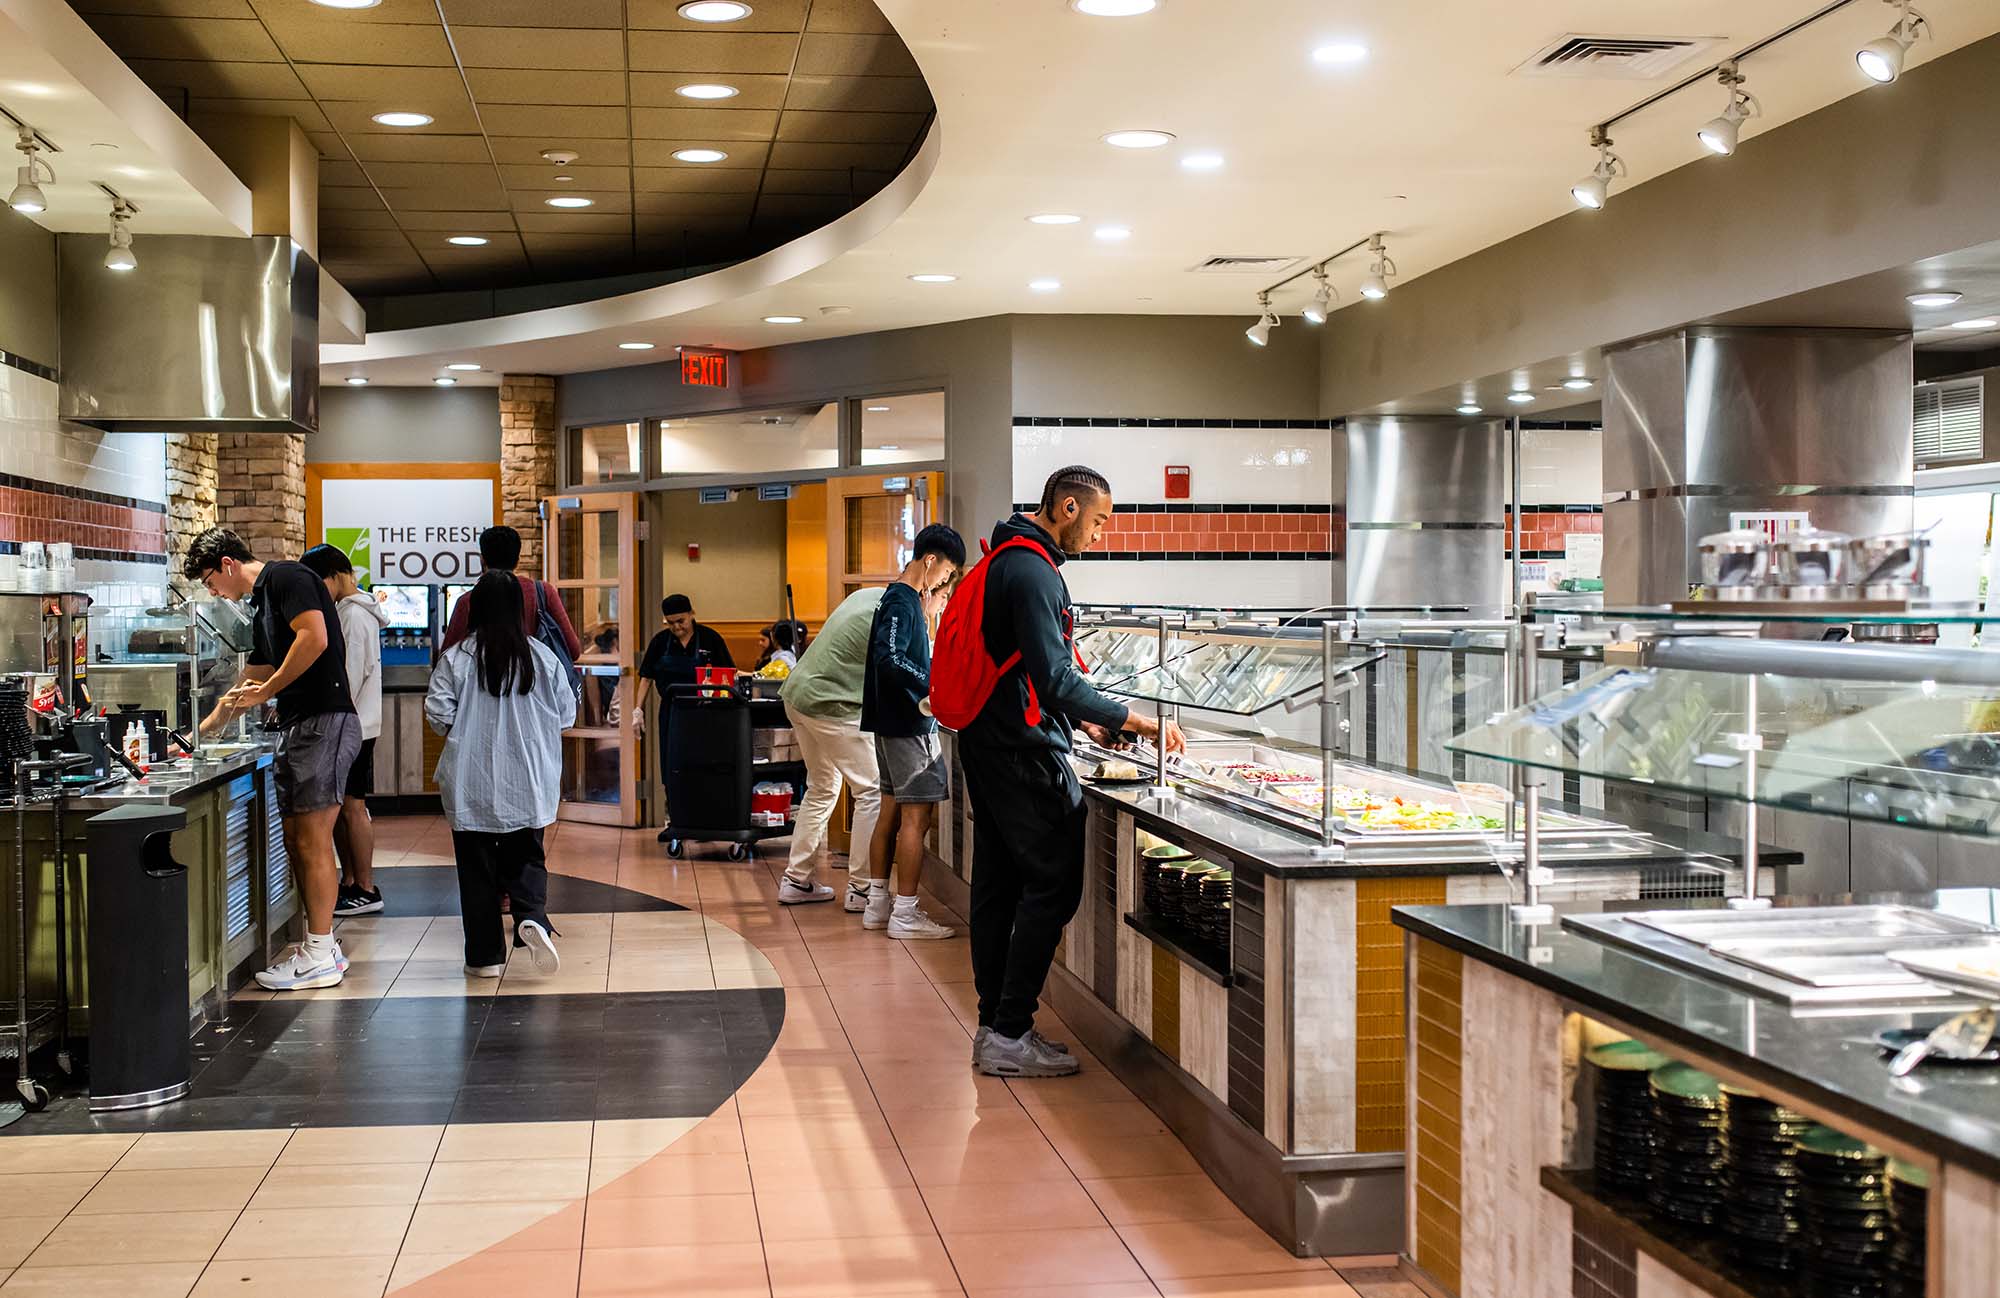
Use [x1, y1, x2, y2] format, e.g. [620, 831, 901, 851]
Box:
[163, 433, 218, 578]
[500, 375, 557, 576]
[215, 432, 306, 560]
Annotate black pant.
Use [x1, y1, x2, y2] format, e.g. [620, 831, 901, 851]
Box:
[961, 746, 1087, 1039]
[452, 827, 553, 967]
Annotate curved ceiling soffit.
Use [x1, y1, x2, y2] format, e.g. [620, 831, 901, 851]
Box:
[322, 120, 943, 367]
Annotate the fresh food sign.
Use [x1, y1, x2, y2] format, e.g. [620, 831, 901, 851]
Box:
[319, 478, 495, 587]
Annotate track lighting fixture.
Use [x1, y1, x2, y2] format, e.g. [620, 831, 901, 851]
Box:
[104, 198, 137, 271]
[9, 128, 54, 215]
[1246, 294, 1279, 347]
[1571, 129, 1624, 210]
[1301, 268, 1336, 324]
[1358, 234, 1396, 300]
[1697, 62, 1760, 156]
[1858, 0, 1928, 82]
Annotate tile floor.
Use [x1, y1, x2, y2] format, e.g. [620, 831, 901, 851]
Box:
[0, 815, 1416, 1298]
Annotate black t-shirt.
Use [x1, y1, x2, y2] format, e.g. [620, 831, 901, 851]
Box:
[249, 560, 355, 728]
[861, 582, 933, 738]
[639, 623, 735, 691]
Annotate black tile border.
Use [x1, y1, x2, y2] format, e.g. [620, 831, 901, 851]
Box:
[0, 540, 168, 565]
[1017, 416, 1339, 429]
[1012, 502, 1336, 515]
[0, 350, 58, 384]
[0, 471, 169, 514]
[1073, 551, 1338, 562]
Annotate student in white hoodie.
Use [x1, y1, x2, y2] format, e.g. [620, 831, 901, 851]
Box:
[302, 544, 389, 917]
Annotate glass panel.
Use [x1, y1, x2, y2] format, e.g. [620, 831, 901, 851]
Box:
[569, 423, 643, 485]
[655, 403, 838, 476]
[562, 732, 624, 805]
[554, 508, 622, 582]
[1450, 665, 2000, 836]
[1101, 632, 1335, 715]
[858, 391, 943, 466]
[1591, 602, 1990, 625]
[577, 667, 624, 729]
[559, 585, 621, 636]
[846, 494, 915, 575]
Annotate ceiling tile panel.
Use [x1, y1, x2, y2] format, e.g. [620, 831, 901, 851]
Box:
[319, 208, 402, 230]
[629, 72, 789, 109]
[440, 0, 622, 27]
[783, 74, 931, 113]
[73, 0, 258, 17]
[775, 109, 925, 143]
[627, 0, 806, 32]
[80, 14, 282, 60]
[259, 18, 454, 66]
[318, 159, 371, 187]
[759, 168, 860, 195]
[631, 106, 779, 140]
[247, 0, 444, 26]
[357, 160, 503, 189]
[393, 211, 523, 231]
[767, 140, 906, 170]
[634, 192, 754, 219]
[805, 0, 895, 34]
[322, 98, 481, 134]
[306, 130, 352, 158]
[319, 186, 391, 212]
[794, 32, 920, 77]
[450, 26, 627, 70]
[126, 57, 307, 97]
[508, 189, 635, 214]
[190, 97, 334, 131]
[381, 185, 513, 211]
[515, 212, 633, 233]
[633, 165, 761, 193]
[632, 139, 769, 168]
[293, 64, 472, 102]
[478, 104, 631, 138]
[344, 133, 494, 163]
[497, 163, 631, 188]
[627, 31, 799, 74]
[488, 137, 634, 165]
[464, 68, 628, 106]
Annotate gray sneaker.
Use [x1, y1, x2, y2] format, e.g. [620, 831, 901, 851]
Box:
[974, 1028, 1081, 1078]
[971, 1025, 991, 1065]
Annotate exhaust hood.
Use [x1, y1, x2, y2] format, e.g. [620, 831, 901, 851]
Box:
[56, 234, 318, 434]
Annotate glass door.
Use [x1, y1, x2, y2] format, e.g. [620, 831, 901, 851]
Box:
[546, 492, 641, 826]
[827, 471, 943, 611]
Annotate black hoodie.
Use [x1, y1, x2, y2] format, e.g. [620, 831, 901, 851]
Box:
[961, 514, 1131, 752]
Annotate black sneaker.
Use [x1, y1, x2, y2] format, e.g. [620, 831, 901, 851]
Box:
[334, 886, 384, 917]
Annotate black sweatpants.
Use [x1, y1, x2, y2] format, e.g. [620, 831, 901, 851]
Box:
[960, 745, 1087, 1039]
[452, 827, 554, 968]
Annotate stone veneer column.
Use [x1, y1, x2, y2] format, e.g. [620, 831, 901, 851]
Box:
[163, 433, 219, 580]
[499, 375, 558, 577]
[215, 432, 307, 560]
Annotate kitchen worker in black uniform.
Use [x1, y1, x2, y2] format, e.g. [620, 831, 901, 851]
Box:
[637, 593, 735, 842]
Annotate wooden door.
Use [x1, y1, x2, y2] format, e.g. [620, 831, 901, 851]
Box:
[546, 492, 642, 826]
[826, 471, 944, 613]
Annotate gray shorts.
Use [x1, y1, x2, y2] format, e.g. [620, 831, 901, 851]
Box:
[875, 732, 948, 804]
[276, 711, 362, 817]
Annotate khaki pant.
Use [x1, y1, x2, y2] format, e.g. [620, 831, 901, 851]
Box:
[785, 710, 883, 888]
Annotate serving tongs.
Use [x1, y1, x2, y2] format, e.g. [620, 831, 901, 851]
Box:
[1889, 1006, 1998, 1076]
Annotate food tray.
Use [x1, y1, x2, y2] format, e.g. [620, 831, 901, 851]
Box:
[1886, 943, 2000, 1001]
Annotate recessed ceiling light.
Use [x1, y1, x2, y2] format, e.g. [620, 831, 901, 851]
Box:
[909, 274, 957, 284]
[553, 174, 575, 182]
[1028, 213, 1082, 225]
[546, 196, 594, 207]
[672, 148, 729, 164]
[1094, 225, 1131, 241]
[1103, 130, 1175, 149]
[618, 342, 656, 350]
[1456, 404, 1482, 415]
[1312, 42, 1369, 65]
[764, 315, 805, 324]
[820, 305, 853, 316]
[1029, 278, 1062, 293]
[311, 0, 381, 7]
[879, 444, 901, 450]
[1907, 291, 1964, 308]
[1949, 318, 2000, 330]
[676, 83, 740, 100]
[1506, 391, 1535, 404]
[867, 406, 891, 412]
[1070, 0, 1156, 14]
[434, 377, 458, 387]
[345, 376, 369, 386]
[1563, 377, 1595, 390]
[446, 363, 481, 371]
[371, 111, 433, 128]
[447, 235, 489, 246]
[678, 0, 751, 20]
[1179, 153, 1224, 171]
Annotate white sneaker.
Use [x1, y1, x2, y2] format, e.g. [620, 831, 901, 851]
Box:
[465, 963, 504, 978]
[861, 888, 893, 931]
[779, 878, 835, 905]
[887, 907, 955, 941]
[255, 945, 343, 991]
[518, 920, 561, 975]
[843, 883, 870, 913]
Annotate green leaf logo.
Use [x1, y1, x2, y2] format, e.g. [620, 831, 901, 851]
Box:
[325, 527, 373, 589]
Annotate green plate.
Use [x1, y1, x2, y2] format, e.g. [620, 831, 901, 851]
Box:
[1588, 1040, 1669, 1073]
[1795, 1126, 1877, 1160]
[1650, 1061, 1723, 1103]
[1142, 845, 1192, 861]
[1887, 1158, 1931, 1190]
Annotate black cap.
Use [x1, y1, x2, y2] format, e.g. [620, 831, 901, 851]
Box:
[662, 594, 693, 616]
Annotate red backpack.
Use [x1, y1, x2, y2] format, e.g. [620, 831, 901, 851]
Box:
[930, 535, 1070, 732]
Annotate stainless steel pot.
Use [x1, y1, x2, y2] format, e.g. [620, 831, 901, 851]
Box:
[1770, 530, 1849, 591]
[1848, 532, 1931, 595]
[1698, 529, 1769, 596]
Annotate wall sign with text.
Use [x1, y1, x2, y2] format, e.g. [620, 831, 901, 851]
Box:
[319, 477, 497, 586]
[680, 349, 730, 388]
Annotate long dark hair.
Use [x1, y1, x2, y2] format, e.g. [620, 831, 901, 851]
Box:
[467, 570, 536, 696]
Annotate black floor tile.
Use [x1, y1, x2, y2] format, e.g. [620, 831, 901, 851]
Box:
[449, 1082, 599, 1125]
[307, 1093, 460, 1127]
[461, 1054, 602, 1088]
[592, 1085, 738, 1121]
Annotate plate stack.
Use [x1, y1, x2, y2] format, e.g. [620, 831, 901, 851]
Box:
[1141, 846, 1190, 918]
[1796, 1126, 1890, 1298]
[1192, 869, 1233, 953]
[1885, 1159, 1928, 1298]
[1719, 1084, 1810, 1273]
[1585, 1040, 1664, 1200]
[1646, 1062, 1727, 1228]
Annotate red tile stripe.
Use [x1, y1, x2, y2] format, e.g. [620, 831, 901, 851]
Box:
[1099, 510, 1338, 556]
[1501, 508, 1603, 553]
[0, 484, 167, 556]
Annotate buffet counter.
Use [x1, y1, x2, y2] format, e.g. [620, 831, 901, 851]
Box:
[1392, 894, 2000, 1298]
[5, 741, 295, 1029]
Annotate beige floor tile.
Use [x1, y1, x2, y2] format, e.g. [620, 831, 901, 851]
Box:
[1152, 1276, 1363, 1298]
[581, 1191, 763, 1249]
[944, 1226, 1149, 1289]
[116, 1129, 292, 1171]
[73, 1165, 266, 1215]
[0, 1218, 62, 1270]
[26, 1210, 237, 1268]
[1116, 1221, 1329, 1281]
[589, 1117, 703, 1160]
[190, 1255, 394, 1298]
[577, 1243, 770, 1298]
[248, 1161, 430, 1209]
[399, 1200, 584, 1255]
[435, 1120, 593, 1162]
[214, 1205, 415, 1261]
[762, 1232, 962, 1298]
[965, 1286, 1161, 1298]
[922, 1178, 1108, 1234]
[586, 1151, 753, 1199]
[419, 1157, 590, 1203]
[0, 1261, 204, 1298]
[276, 1125, 443, 1167]
[0, 1134, 138, 1174]
[0, 1172, 103, 1218]
[752, 1184, 934, 1239]
[386, 1247, 580, 1294]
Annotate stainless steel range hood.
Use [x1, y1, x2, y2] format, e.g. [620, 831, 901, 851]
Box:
[56, 234, 318, 434]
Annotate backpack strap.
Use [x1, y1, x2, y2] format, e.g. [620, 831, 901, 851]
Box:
[984, 536, 1060, 727]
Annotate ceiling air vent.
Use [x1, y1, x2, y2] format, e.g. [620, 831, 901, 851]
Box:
[1515, 34, 1721, 79]
[1190, 256, 1303, 275]
[1913, 377, 1985, 467]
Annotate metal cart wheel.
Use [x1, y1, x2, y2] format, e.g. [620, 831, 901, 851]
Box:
[15, 1078, 46, 1111]
[664, 837, 684, 859]
[728, 843, 750, 862]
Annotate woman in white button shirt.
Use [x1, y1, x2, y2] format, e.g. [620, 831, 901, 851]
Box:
[426, 569, 577, 978]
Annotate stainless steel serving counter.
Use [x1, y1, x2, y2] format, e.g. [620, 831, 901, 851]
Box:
[52, 743, 275, 811]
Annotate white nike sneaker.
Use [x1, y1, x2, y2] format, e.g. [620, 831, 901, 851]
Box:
[255, 945, 344, 991]
[465, 963, 504, 978]
[843, 882, 870, 913]
[779, 878, 836, 905]
[887, 907, 955, 941]
[518, 920, 561, 975]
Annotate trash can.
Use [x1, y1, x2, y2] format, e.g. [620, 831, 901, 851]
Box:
[84, 804, 190, 1112]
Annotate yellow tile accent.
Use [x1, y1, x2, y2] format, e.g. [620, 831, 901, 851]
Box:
[1151, 944, 1181, 1059]
[1411, 937, 1463, 1295]
[1352, 877, 1446, 1153]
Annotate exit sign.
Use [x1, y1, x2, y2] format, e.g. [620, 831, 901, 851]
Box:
[681, 350, 729, 387]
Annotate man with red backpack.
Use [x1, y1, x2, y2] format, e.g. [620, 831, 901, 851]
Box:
[938, 465, 1184, 1078]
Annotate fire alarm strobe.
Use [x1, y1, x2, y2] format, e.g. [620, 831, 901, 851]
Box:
[1164, 465, 1191, 499]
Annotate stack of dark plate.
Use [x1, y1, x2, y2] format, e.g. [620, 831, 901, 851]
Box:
[1586, 1040, 1664, 1200]
[1140, 845, 1190, 917]
[1190, 869, 1233, 951]
[1158, 860, 1215, 927]
[1646, 1062, 1727, 1228]
[1719, 1083, 1811, 1272]
[1885, 1159, 1928, 1298]
[1796, 1126, 1890, 1297]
